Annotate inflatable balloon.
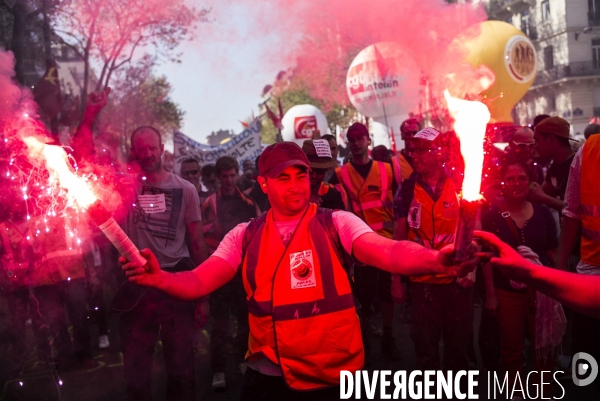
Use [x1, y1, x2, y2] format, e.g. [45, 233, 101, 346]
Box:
[460, 20, 537, 123]
[346, 42, 421, 147]
[281, 104, 329, 146]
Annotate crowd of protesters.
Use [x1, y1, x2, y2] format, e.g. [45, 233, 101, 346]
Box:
[0, 87, 599, 401]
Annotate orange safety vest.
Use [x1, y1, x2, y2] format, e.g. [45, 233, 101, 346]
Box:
[336, 161, 395, 238]
[242, 204, 363, 390]
[406, 177, 459, 284]
[580, 135, 600, 265]
[392, 152, 414, 186]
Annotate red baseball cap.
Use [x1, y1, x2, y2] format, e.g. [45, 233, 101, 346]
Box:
[258, 142, 311, 178]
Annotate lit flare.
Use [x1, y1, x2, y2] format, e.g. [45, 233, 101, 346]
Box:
[443, 90, 490, 201]
[22, 136, 97, 208]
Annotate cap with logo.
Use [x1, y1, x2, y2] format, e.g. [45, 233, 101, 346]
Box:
[258, 142, 311, 178]
[302, 139, 336, 169]
[534, 116, 578, 142]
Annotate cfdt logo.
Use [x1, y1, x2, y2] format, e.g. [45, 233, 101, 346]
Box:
[572, 352, 598, 387]
[294, 116, 317, 139]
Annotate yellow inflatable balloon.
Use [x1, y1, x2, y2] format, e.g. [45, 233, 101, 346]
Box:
[461, 20, 537, 123]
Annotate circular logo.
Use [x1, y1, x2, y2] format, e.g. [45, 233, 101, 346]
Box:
[291, 258, 313, 280]
[504, 35, 536, 83]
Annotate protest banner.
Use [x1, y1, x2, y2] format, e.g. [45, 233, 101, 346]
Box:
[173, 119, 262, 174]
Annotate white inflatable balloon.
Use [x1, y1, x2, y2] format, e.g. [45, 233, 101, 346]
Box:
[281, 104, 329, 146]
[346, 42, 420, 147]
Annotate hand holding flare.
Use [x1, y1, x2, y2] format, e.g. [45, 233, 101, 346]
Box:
[444, 90, 491, 261]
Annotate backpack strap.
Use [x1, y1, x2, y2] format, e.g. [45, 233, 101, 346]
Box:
[241, 212, 268, 259]
[316, 208, 352, 275]
[499, 204, 522, 246]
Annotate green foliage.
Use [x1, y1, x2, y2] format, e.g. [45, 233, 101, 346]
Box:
[97, 56, 184, 155]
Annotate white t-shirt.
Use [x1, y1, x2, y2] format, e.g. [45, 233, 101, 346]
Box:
[211, 210, 373, 376]
[212, 210, 373, 272]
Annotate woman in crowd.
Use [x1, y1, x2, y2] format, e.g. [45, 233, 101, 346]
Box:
[481, 159, 563, 395]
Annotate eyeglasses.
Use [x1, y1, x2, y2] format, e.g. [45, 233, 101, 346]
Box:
[513, 142, 535, 149]
[310, 168, 328, 175]
[408, 147, 437, 155]
[181, 170, 199, 176]
[503, 176, 529, 184]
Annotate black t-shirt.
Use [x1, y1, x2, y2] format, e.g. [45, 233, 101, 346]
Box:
[216, 194, 258, 239]
[482, 203, 558, 292]
[319, 186, 346, 210]
[545, 154, 575, 200]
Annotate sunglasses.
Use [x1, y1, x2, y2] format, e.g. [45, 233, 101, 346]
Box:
[513, 142, 535, 148]
[181, 169, 199, 176]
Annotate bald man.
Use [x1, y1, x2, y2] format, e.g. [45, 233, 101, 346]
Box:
[504, 127, 544, 184]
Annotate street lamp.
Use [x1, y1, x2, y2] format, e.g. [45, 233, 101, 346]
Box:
[575, 26, 593, 40]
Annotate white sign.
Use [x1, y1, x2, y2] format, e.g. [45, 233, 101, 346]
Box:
[289, 250, 316, 289]
[173, 119, 262, 174]
[138, 194, 166, 214]
[414, 127, 441, 142]
[313, 139, 332, 158]
[407, 203, 422, 229]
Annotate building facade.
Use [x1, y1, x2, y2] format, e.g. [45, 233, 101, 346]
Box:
[485, 0, 600, 137]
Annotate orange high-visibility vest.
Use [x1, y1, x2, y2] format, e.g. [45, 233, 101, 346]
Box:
[242, 204, 363, 390]
[406, 177, 459, 284]
[336, 161, 395, 238]
[392, 153, 414, 186]
[580, 135, 600, 265]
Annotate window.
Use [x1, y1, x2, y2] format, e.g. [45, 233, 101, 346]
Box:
[542, 0, 551, 22]
[544, 46, 554, 70]
[593, 38, 600, 68]
[548, 95, 556, 111]
[521, 10, 531, 37]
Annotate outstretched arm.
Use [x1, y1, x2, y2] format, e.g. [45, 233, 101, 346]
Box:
[475, 230, 600, 318]
[122, 250, 236, 301]
[353, 233, 477, 278]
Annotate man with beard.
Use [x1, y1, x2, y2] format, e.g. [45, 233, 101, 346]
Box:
[115, 126, 208, 401]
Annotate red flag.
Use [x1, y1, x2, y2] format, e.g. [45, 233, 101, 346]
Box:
[265, 102, 283, 130]
[239, 120, 249, 128]
[33, 61, 63, 119]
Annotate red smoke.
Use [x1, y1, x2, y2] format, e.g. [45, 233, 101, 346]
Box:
[199, 0, 487, 115]
[0, 50, 128, 234]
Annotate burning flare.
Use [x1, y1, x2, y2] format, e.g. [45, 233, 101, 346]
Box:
[443, 90, 490, 201]
[22, 136, 98, 209]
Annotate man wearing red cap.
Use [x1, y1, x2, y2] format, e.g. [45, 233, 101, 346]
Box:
[120, 142, 477, 400]
[331, 122, 401, 360]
